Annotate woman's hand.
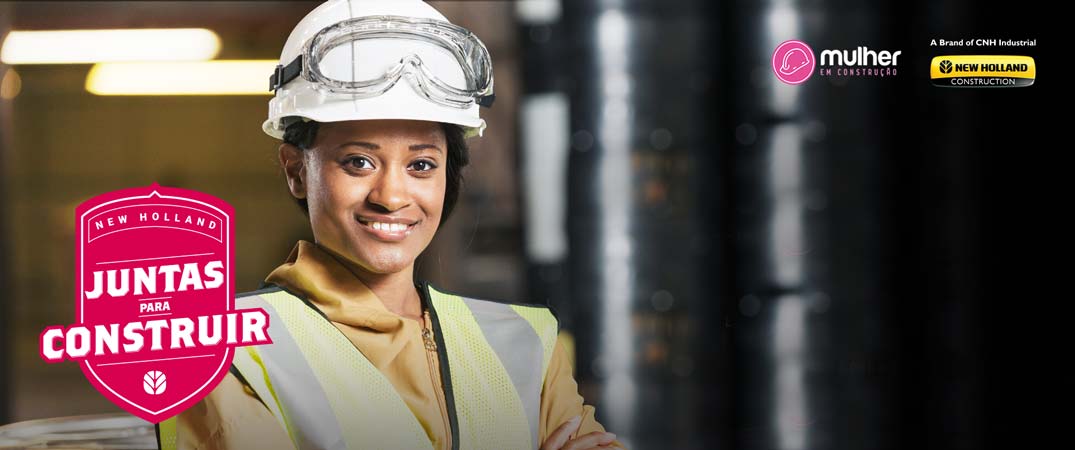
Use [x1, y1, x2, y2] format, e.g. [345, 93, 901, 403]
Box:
[540, 415, 619, 450]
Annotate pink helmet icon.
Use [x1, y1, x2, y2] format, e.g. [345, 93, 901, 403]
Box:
[779, 48, 810, 75]
[772, 40, 815, 84]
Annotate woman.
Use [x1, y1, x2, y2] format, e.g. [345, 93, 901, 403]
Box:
[157, 1, 621, 449]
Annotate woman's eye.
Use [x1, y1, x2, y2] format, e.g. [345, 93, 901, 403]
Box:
[410, 160, 438, 172]
[345, 156, 373, 170]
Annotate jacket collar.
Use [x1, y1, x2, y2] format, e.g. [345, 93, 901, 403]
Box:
[263, 240, 410, 333]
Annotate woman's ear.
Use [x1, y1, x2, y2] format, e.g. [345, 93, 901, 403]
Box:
[279, 143, 307, 200]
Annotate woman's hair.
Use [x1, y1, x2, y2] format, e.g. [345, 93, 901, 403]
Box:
[282, 119, 470, 227]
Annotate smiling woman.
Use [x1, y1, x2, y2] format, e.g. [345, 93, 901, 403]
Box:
[283, 119, 469, 221]
[155, 1, 622, 450]
[280, 120, 454, 287]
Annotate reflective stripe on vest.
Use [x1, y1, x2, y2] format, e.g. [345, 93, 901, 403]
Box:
[157, 284, 558, 450]
[427, 287, 558, 449]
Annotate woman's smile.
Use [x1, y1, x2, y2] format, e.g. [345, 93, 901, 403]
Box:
[356, 214, 420, 242]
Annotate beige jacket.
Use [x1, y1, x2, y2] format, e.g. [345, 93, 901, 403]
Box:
[175, 240, 620, 449]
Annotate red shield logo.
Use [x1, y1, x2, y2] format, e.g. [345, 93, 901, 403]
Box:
[38, 184, 270, 423]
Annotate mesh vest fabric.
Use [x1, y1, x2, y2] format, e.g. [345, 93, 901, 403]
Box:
[157, 285, 558, 450]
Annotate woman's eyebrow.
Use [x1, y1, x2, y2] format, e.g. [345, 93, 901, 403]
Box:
[409, 144, 442, 153]
[335, 141, 379, 150]
[334, 141, 441, 153]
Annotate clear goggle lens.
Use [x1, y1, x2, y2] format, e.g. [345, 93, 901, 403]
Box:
[271, 15, 494, 109]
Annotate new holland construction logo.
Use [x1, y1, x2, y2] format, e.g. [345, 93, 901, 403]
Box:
[772, 39, 901, 85]
[38, 184, 271, 423]
[930, 55, 1035, 87]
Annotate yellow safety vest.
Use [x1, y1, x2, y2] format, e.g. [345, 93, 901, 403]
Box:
[156, 282, 559, 450]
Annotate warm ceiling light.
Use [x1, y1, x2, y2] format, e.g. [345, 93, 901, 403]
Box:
[1, 29, 220, 64]
[85, 60, 278, 96]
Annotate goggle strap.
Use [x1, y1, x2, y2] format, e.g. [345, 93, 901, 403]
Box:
[477, 93, 495, 108]
[270, 55, 304, 92]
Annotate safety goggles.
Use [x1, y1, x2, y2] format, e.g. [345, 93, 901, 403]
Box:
[269, 15, 495, 109]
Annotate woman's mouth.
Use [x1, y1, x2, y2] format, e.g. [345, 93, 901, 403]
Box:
[356, 217, 417, 242]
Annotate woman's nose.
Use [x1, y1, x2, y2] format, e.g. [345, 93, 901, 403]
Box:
[366, 169, 411, 212]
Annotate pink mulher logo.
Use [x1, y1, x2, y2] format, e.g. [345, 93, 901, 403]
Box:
[38, 184, 271, 423]
[772, 40, 816, 84]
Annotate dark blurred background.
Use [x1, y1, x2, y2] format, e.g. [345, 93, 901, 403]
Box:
[0, 1, 1049, 449]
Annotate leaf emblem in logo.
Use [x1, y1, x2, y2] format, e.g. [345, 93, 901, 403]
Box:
[144, 370, 167, 395]
[940, 60, 953, 74]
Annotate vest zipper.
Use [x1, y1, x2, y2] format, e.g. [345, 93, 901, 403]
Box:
[422, 318, 438, 352]
[419, 281, 460, 450]
[423, 310, 451, 449]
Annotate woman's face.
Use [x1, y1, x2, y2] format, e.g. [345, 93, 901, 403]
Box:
[281, 119, 446, 275]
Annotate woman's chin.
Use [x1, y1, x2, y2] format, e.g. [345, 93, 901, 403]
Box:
[353, 248, 414, 275]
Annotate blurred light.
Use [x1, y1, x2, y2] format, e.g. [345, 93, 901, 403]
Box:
[521, 92, 570, 262]
[768, 124, 805, 286]
[765, 3, 800, 42]
[85, 61, 277, 96]
[1, 29, 220, 64]
[571, 130, 594, 151]
[773, 295, 808, 450]
[649, 128, 673, 151]
[651, 290, 675, 312]
[765, 5, 802, 115]
[602, 72, 631, 97]
[1, 68, 21, 100]
[515, 0, 561, 25]
[736, 123, 758, 145]
[594, 7, 636, 434]
[770, 125, 803, 191]
[597, 10, 629, 67]
[739, 294, 762, 317]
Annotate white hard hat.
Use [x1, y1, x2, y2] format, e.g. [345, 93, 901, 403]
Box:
[263, 0, 494, 140]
